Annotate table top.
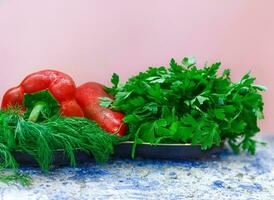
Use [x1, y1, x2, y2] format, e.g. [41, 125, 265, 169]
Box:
[0, 136, 274, 200]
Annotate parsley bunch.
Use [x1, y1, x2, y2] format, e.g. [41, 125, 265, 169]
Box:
[105, 57, 266, 156]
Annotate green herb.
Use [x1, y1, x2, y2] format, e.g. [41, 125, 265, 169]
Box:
[99, 97, 113, 108]
[0, 108, 126, 185]
[0, 172, 32, 186]
[106, 57, 265, 156]
[24, 90, 60, 122]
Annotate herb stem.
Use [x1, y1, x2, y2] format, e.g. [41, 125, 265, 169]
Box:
[28, 101, 47, 122]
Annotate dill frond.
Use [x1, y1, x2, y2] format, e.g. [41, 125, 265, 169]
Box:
[0, 108, 126, 186]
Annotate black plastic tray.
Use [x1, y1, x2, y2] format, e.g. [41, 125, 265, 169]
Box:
[12, 141, 224, 166]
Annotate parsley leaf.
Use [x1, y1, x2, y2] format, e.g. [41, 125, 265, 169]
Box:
[99, 97, 113, 108]
[111, 73, 119, 87]
[109, 57, 266, 156]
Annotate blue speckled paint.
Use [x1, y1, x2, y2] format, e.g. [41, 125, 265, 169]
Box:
[212, 180, 225, 188]
[238, 183, 263, 192]
[67, 167, 109, 180]
[0, 136, 274, 199]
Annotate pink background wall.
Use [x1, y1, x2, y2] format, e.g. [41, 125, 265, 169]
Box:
[0, 0, 273, 133]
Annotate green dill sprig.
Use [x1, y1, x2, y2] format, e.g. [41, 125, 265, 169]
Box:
[0, 172, 32, 186]
[0, 108, 126, 185]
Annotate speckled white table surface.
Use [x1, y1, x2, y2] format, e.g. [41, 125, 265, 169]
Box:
[0, 136, 273, 200]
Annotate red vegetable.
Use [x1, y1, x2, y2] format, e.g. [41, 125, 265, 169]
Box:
[76, 82, 126, 136]
[1, 70, 84, 120]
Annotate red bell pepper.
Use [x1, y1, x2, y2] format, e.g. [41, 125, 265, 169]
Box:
[76, 82, 126, 136]
[1, 70, 84, 121]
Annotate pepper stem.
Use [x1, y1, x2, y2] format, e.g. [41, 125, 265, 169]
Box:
[28, 101, 47, 122]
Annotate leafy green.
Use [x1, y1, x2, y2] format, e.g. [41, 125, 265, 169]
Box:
[111, 73, 120, 88]
[99, 97, 113, 108]
[0, 110, 124, 171]
[0, 172, 32, 186]
[0, 108, 126, 185]
[106, 57, 265, 156]
[24, 90, 60, 121]
[105, 73, 120, 94]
